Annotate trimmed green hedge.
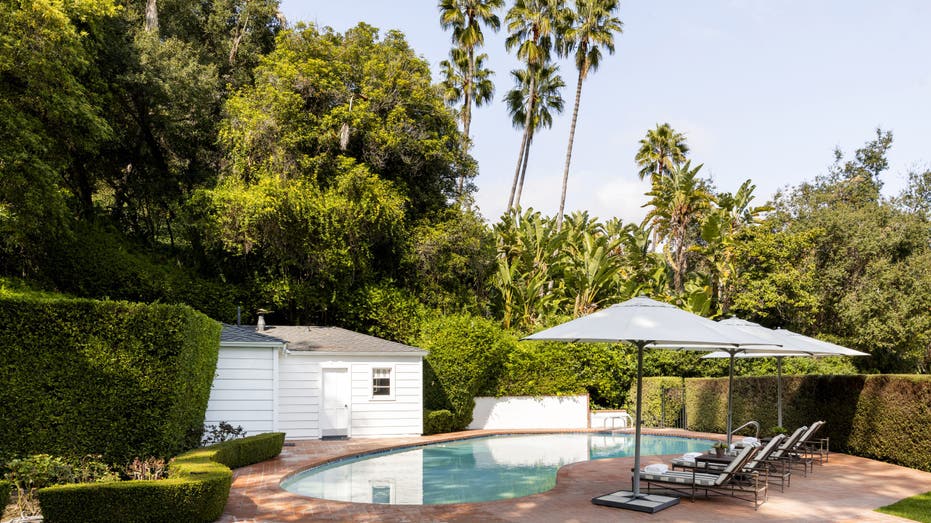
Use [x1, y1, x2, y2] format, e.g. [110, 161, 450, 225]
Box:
[418, 315, 516, 430]
[423, 409, 458, 435]
[678, 374, 931, 471]
[0, 296, 221, 463]
[0, 479, 10, 511]
[37, 433, 285, 523]
[628, 377, 686, 428]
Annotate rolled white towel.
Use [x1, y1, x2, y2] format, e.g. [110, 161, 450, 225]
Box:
[742, 437, 760, 447]
[682, 452, 703, 459]
[643, 463, 669, 474]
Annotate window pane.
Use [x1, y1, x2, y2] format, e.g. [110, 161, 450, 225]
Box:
[373, 368, 391, 396]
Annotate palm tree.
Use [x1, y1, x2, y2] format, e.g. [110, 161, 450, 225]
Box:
[439, 0, 503, 137]
[504, 0, 569, 210]
[555, 0, 622, 230]
[635, 123, 689, 181]
[439, 46, 495, 129]
[504, 64, 565, 208]
[643, 160, 712, 292]
[439, 0, 503, 196]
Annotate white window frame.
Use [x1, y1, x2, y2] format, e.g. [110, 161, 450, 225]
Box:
[371, 364, 395, 400]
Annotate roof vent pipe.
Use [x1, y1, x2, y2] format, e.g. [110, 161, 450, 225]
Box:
[256, 310, 266, 332]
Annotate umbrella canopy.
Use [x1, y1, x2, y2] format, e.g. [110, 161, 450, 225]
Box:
[703, 322, 868, 428]
[523, 297, 778, 512]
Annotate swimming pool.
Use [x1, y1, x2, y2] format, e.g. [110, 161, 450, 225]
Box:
[280, 433, 714, 505]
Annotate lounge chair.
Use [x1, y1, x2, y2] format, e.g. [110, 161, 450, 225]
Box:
[671, 434, 790, 492]
[787, 420, 825, 474]
[770, 423, 817, 476]
[797, 420, 829, 465]
[639, 445, 768, 510]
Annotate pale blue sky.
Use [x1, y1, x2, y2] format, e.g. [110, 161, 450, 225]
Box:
[280, 1, 931, 224]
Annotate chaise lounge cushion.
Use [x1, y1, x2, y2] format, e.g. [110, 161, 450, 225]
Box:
[640, 470, 720, 486]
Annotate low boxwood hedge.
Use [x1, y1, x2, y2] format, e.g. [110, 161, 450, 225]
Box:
[37, 433, 285, 523]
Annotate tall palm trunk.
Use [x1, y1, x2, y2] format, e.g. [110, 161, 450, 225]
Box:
[556, 66, 586, 231]
[457, 47, 475, 196]
[507, 74, 537, 210]
[514, 132, 534, 208]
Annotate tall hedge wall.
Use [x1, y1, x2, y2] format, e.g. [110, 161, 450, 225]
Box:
[627, 377, 687, 428]
[0, 297, 221, 463]
[660, 374, 931, 472]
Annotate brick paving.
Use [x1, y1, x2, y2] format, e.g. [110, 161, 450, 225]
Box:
[220, 428, 931, 522]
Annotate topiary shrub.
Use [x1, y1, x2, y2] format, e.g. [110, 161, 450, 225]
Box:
[423, 409, 458, 435]
[36, 433, 285, 523]
[0, 296, 221, 464]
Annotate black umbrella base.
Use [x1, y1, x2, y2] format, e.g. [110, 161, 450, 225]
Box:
[591, 490, 680, 513]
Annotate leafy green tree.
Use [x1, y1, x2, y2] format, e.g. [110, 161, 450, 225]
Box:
[408, 204, 495, 313]
[698, 180, 771, 313]
[200, 160, 408, 323]
[556, 0, 622, 230]
[0, 0, 116, 273]
[635, 123, 690, 181]
[504, 63, 565, 207]
[220, 23, 471, 217]
[560, 212, 622, 315]
[733, 130, 931, 372]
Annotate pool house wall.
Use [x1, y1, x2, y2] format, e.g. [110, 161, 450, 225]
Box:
[205, 326, 425, 439]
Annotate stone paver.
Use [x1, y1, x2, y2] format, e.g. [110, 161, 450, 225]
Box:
[220, 429, 930, 522]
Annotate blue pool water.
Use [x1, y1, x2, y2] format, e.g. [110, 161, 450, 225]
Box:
[280, 433, 714, 505]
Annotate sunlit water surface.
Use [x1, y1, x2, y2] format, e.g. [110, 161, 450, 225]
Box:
[280, 433, 714, 504]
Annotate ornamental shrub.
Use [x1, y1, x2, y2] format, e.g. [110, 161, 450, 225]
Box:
[0, 296, 221, 464]
[37, 433, 285, 523]
[423, 409, 458, 435]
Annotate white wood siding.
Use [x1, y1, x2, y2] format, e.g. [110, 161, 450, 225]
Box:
[349, 357, 423, 438]
[208, 345, 424, 440]
[278, 353, 423, 439]
[205, 347, 275, 434]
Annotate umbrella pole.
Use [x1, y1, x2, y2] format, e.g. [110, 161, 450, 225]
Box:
[777, 357, 783, 428]
[727, 352, 735, 446]
[631, 341, 645, 496]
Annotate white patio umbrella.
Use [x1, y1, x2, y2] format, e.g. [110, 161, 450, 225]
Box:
[523, 296, 777, 513]
[703, 321, 868, 430]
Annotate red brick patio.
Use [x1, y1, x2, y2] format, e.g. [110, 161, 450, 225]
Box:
[219, 429, 930, 522]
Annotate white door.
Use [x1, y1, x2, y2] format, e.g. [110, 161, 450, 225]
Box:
[321, 367, 350, 437]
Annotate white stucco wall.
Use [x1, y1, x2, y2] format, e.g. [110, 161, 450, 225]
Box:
[467, 395, 589, 430]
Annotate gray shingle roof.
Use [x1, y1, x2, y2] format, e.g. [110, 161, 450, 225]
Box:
[220, 325, 426, 354]
[220, 325, 287, 344]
